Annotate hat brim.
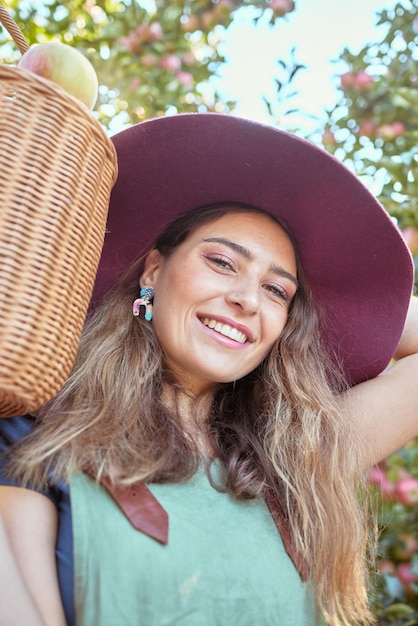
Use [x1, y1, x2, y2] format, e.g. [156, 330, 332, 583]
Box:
[94, 113, 413, 386]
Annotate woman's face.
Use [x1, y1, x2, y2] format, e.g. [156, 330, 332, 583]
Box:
[140, 211, 298, 394]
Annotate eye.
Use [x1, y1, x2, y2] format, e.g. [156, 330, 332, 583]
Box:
[264, 283, 291, 302]
[205, 254, 235, 271]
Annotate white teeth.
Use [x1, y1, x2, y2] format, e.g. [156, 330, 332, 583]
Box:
[201, 318, 247, 344]
[228, 328, 239, 341]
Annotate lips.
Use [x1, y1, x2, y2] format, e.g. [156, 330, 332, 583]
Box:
[200, 317, 248, 344]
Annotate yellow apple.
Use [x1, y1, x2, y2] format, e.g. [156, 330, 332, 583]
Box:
[18, 42, 98, 110]
[402, 226, 418, 256]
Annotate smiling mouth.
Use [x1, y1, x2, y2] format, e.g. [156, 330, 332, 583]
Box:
[200, 318, 248, 344]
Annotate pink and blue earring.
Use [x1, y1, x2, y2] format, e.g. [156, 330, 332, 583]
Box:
[133, 287, 154, 321]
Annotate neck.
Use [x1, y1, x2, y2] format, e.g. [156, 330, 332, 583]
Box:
[161, 384, 216, 456]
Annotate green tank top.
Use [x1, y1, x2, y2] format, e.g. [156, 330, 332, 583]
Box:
[70, 465, 323, 625]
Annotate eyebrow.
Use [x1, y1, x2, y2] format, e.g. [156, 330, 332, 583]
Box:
[202, 237, 299, 287]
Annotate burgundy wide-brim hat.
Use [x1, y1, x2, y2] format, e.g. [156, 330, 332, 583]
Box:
[94, 113, 413, 386]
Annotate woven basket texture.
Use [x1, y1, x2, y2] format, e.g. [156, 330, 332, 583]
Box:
[0, 64, 118, 417]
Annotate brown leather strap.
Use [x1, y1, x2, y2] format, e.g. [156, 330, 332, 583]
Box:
[101, 477, 169, 545]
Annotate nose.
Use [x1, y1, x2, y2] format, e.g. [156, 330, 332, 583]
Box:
[226, 279, 259, 315]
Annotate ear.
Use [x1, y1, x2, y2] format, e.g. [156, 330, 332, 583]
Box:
[139, 249, 163, 288]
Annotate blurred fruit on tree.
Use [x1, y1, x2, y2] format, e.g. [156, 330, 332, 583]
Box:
[321, 1, 418, 259]
[367, 441, 418, 624]
[0, 0, 294, 132]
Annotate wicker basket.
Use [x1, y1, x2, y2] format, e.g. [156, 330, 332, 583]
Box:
[0, 6, 118, 416]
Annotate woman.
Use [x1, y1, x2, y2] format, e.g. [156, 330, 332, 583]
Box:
[0, 113, 417, 626]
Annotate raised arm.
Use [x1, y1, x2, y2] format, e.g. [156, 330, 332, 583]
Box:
[0, 486, 66, 626]
[341, 296, 418, 468]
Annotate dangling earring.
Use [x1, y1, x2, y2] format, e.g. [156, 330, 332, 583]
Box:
[133, 287, 154, 321]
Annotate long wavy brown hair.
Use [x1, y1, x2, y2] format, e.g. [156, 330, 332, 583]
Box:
[7, 204, 376, 625]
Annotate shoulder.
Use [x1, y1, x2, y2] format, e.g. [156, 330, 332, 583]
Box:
[0, 414, 68, 506]
[0, 414, 37, 473]
[0, 414, 36, 449]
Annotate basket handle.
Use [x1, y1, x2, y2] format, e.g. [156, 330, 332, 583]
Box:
[0, 1, 30, 56]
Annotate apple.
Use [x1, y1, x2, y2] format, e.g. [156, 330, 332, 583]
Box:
[270, 0, 295, 17]
[402, 226, 418, 255]
[395, 476, 418, 505]
[377, 121, 406, 140]
[200, 10, 218, 31]
[322, 130, 337, 147]
[358, 120, 376, 138]
[159, 55, 181, 72]
[176, 71, 193, 86]
[367, 465, 395, 500]
[180, 14, 200, 33]
[136, 22, 163, 42]
[378, 559, 396, 575]
[368, 465, 387, 486]
[213, 0, 234, 25]
[390, 121, 406, 136]
[17, 42, 98, 110]
[340, 72, 356, 90]
[397, 562, 418, 594]
[392, 534, 418, 560]
[340, 71, 373, 92]
[354, 70, 374, 91]
[119, 32, 141, 55]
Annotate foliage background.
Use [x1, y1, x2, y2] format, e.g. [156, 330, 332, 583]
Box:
[1, 0, 418, 622]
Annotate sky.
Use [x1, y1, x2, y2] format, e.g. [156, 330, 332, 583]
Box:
[211, 0, 399, 132]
